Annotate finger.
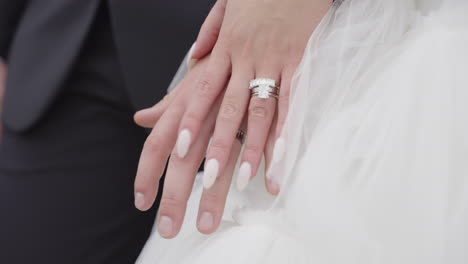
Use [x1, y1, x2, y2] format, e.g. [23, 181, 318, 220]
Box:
[268, 66, 295, 176]
[202, 67, 253, 189]
[134, 84, 181, 128]
[134, 104, 186, 212]
[191, 0, 228, 61]
[197, 125, 244, 234]
[156, 97, 221, 239]
[174, 48, 231, 159]
[134, 98, 170, 128]
[236, 71, 281, 192]
[264, 113, 281, 195]
[134, 108, 163, 128]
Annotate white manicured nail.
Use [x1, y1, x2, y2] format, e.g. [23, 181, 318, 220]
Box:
[176, 129, 192, 158]
[187, 42, 198, 69]
[203, 159, 219, 189]
[236, 162, 252, 192]
[268, 138, 286, 179]
[269, 178, 281, 194]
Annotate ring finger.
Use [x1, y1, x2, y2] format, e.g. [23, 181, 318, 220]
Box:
[236, 69, 281, 192]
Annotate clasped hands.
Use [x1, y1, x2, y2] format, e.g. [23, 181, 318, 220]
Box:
[133, 0, 332, 238]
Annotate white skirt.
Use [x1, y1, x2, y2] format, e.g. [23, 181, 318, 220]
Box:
[138, 0, 468, 263]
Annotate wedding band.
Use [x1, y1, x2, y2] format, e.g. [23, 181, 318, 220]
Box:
[249, 78, 280, 99]
[236, 129, 246, 144]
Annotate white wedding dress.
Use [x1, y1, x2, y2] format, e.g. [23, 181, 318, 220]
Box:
[138, 0, 468, 263]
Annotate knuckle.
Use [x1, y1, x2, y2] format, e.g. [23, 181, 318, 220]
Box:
[144, 136, 164, 155]
[244, 143, 263, 155]
[249, 105, 269, 119]
[209, 139, 230, 153]
[160, 192, 186, 211]
[208, 139, 230, 162]
[184, 111, 204, 127]
[219, 100, 242, 121]
[203, 190, 222, 205]
[196, 79, 215, 98]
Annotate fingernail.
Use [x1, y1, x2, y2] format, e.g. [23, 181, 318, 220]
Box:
[188, 42, 197, 59]
[188, 58, 199, 69]
[158, 216, 173, 238]
[176, 129, 192, 158]
[198, 212, 214, 231]
[236, 162, 252, 192]
[203, 159, 219, 189]
[187, 42, 197, 69]
[269, 138, 286, 179]
[134, 192, 145, 210]
[269, 178, 281, 195]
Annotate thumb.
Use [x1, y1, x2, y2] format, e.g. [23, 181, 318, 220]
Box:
[264, 114, 281, 196]
[134, 88, 177, 128]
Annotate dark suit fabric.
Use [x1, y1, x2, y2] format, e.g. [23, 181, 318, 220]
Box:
[2, 0, 214, 132]
[0, 0, 214, 263]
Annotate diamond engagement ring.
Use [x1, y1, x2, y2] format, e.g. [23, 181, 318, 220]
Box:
[249, 78, 280, 99]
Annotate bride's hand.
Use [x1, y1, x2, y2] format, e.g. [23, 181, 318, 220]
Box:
[134, 0, 332, 238]
[135, 55, 278, 239]
[184, 0, 332, 192]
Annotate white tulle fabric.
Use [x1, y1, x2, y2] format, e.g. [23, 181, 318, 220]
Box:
[137, 0, 468, 263]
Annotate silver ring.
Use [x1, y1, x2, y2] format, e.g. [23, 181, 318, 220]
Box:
[236, 129, 246, 144]
[249, 78, 280, 99]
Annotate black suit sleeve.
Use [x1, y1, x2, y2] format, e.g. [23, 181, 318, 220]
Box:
[0, 0, 27, 61]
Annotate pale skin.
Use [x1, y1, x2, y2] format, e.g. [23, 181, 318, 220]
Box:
[134, 0, 333, 238]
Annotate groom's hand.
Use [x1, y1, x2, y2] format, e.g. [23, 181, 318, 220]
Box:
[134, 0, 332, 239]
[135, 56, 246, 238]
[134, 56, 279, 239]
